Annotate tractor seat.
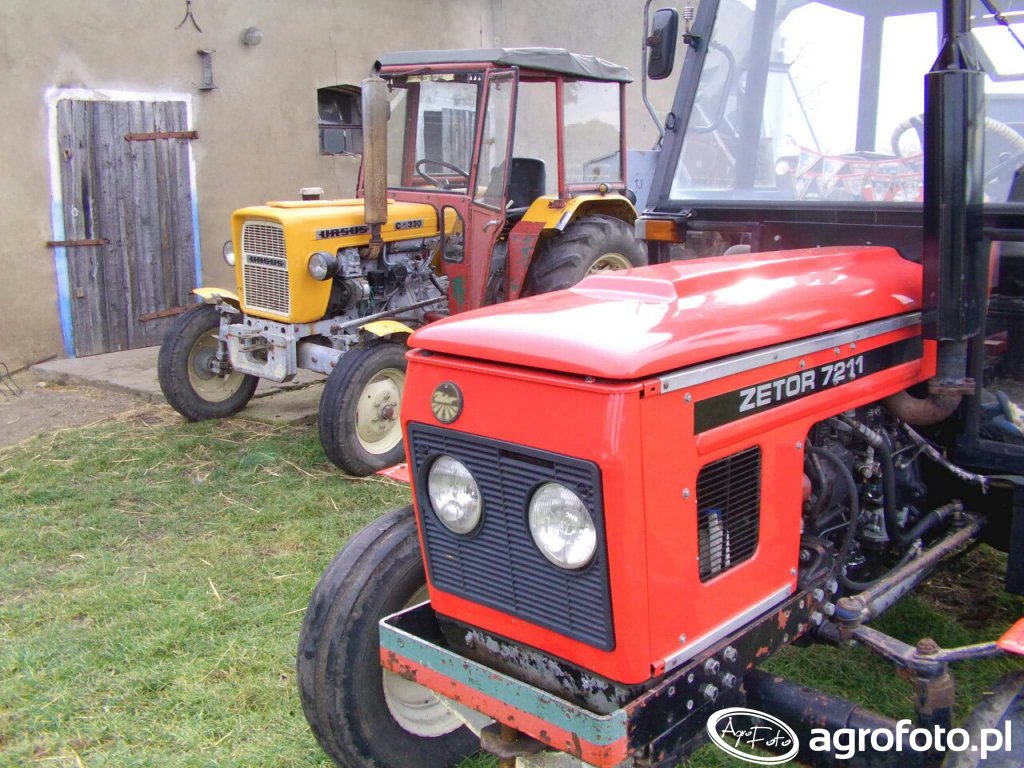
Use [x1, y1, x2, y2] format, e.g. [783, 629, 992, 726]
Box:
[505, 157, 546, 223]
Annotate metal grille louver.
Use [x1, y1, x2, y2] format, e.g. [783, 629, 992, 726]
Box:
[697, 447, 761, 582]
[408, 423, 614, 650]
[241, 222, 290, 316]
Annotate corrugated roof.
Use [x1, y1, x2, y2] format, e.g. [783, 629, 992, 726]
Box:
[376, 47, 632, 83]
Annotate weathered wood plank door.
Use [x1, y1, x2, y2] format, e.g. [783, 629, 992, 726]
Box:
[57, 99, 197, 356]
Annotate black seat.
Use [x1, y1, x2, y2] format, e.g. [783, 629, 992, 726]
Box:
[505, 157, 546, 221]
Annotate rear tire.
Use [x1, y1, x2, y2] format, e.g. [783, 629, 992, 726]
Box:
[297, 506, 476, 768]
[157, 304, 258, 421]
[524, 214, 647, 295]
[318, 341, 407, 476]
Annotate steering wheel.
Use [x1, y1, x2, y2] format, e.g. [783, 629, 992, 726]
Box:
[891, 115, 1024, 184]
[414, 158, 470, 189]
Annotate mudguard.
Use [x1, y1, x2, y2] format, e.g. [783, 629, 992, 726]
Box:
[361, 320, 414, 338]
[192, 287, 241, 307]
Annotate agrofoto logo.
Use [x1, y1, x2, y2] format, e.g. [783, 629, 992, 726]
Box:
[706, 707, 799, 764]
[707, 706, 1014, 763]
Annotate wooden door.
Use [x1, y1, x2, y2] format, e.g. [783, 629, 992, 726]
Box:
[56, 99, 197, 356]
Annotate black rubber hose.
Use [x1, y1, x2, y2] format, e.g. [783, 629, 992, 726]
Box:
[807, 446, 860, 581]
[900, 500, 961, 545]
[875, 431, 911, 546]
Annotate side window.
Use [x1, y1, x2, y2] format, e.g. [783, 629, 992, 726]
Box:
[318, 86, 362, 155]
[564, 81, 622, 184]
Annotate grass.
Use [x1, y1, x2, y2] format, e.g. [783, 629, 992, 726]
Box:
[1, 411, 1022, 767]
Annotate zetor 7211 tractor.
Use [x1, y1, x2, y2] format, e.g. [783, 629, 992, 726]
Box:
[157, 49, 645, 476]
[298, 1, 1024, 767]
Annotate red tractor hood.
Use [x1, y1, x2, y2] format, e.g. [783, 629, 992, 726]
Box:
[410, 246, 923, 380]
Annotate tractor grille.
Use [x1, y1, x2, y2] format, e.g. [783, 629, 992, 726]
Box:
[241, 221, 290, 316]
[697, 447, 761, 582]
[408, 424, 614, 650]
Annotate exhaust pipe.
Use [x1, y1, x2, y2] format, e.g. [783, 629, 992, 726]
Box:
[897, 0, 985, 427]
[361, 71, 389, 258]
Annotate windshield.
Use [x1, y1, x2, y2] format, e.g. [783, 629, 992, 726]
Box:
[669, 0, 1024, 205]
[384, 73, 482, 192]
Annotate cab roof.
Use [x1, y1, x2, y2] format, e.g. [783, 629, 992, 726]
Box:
[376, 47, 632, 83]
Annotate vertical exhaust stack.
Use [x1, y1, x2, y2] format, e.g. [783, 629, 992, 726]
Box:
[362, 72, 389, 260]
[889, 0, 983, 425]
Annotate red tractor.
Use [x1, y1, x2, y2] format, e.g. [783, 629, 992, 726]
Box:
[299, 1, 1024, 766]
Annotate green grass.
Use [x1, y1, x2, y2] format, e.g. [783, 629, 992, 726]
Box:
[1, 412, 1022, 767]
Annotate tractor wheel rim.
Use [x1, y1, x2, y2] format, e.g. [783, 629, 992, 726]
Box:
[382, 586, 463, 737]
[587, 252, 633, 274]
[187, 330, 246, 403]
[355, 367, 405, 454]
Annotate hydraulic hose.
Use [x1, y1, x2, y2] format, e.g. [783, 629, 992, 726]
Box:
[838, 416, 912, 547]
[901, 423, 991, 491]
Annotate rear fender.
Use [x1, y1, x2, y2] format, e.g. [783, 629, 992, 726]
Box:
[507, 195, 638, 301]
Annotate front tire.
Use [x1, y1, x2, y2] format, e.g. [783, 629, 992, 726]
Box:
[319, 341, 407, 476]
[157, 304, 258, 421]
[297, 506, 476, 768]
[524, 214, 647, 295]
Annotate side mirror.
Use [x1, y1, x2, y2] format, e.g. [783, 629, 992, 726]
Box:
[647, 8, 679, 81]
[361, 75, 388, 226]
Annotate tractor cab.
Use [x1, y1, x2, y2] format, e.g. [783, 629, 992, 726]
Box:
[368, 48, 639, 312]
[640, 0, 1024, 464]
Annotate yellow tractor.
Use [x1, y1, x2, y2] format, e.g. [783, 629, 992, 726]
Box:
[158, 48, 646, 475]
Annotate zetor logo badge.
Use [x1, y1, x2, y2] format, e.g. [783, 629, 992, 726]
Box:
[431, 382, 463, 424]
[706, 707, 800, 764]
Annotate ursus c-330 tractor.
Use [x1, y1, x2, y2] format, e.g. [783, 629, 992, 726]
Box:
[157, 48, 645, 475]
[298, 1, 1024, 766]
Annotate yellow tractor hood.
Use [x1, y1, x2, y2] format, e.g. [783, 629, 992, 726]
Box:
[228, 198, 439, 324]
[233, 198, 439, 247]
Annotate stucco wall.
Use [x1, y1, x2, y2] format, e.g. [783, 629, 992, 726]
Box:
[0, 0, 683, 369]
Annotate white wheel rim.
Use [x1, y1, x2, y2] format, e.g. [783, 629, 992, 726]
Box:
[586, 252, 632, 275]
[187, 330, 246, 403]
[381, 586, 463, 737]
[355, 367, 405, 455]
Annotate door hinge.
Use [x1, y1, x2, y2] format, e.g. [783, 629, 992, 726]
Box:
[124, 131, 199, 142]
[139, 306, 189, 323]
[46, 238, 109, 248]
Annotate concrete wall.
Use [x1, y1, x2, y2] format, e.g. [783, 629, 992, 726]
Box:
[0, 0, 684, 370]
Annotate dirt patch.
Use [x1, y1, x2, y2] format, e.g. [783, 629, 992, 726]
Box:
[0, 371, 160, 449]
[918, 546, 1015, 630]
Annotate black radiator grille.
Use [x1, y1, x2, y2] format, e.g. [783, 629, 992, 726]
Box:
[408, 423, 614, 650]
[696, 446, 762, 582]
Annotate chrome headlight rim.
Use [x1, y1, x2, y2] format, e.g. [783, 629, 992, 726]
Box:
[222, 239, 236, 266]
[426, 454, 483, 535]
[527, 481, 597, 570]
[307, 251, 338, 281]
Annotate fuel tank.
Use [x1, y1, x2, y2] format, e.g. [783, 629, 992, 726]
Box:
[402, 246, 935, 685]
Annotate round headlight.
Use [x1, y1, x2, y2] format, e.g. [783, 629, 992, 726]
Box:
[528, 483, 596, 569]
[307, 251, 338, 281]
[427, 455, 482, 534]
[222, 239, 236, 266]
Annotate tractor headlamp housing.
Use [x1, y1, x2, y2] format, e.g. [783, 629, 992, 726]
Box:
[222, 239, 236, 266]
[427, 455, 482, 534]
[308, 251, 339, 281]
[528, 482, 596, 569]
